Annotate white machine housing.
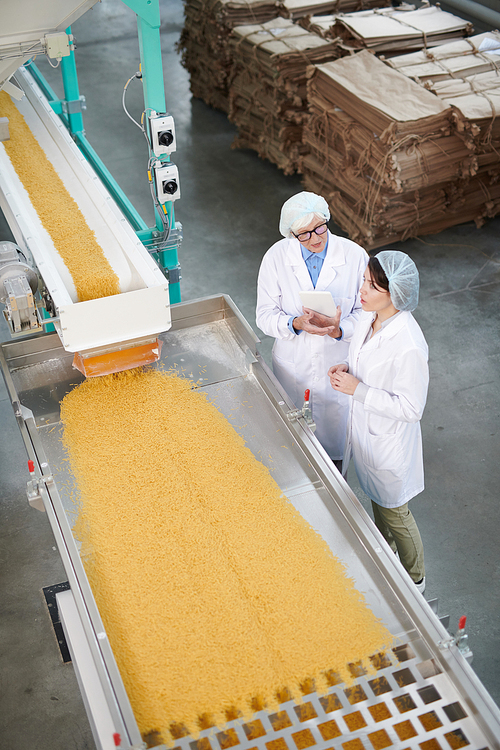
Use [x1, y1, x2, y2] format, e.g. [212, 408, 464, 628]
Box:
[0, 0, 98, 91]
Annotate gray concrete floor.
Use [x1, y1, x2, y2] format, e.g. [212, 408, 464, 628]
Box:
[1, 1, 499, 748]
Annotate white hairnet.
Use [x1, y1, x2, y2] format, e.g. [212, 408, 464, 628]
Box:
[376, 250, 419, 312]
[279, 191, 330, 237]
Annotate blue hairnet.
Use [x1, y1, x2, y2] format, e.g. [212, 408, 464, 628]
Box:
[376, 250, 420, 312]
[279, 191, 330, 237]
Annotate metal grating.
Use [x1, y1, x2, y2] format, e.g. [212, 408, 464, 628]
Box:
[161, 645, 492, 750]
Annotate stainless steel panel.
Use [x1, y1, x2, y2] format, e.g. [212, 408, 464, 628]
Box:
[1, 294, 499, 750]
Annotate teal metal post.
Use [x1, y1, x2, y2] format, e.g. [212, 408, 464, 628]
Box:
[60, 27, 85, 135]
[121, 0, 181, 303]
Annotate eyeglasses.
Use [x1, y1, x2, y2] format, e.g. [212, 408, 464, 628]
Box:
[293, 223, 328, 242]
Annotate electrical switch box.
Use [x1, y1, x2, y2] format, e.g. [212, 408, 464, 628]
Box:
[149, 113, 176, 157]
[154, 163, 180, 203]
[43, 32, 71, 60]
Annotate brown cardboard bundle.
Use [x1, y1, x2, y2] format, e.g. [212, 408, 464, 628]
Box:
[178, 0, 280, 112]
[216, 0, 281, 26]
[303, 159, 451, 247]
[229, 73, 305, 172]
[305, 95, 474, 193]
[228, 17, 340, 172]
[311, 51, 451, 141]
[384, 31, 500, 83]
[230, 17, 342, 80]
[300, 52, 499, 248]
[385, 33, 500, 226]
[445, 173, 500, 226]
[412, 70, 500, 177]
[279, 0, 342, 20]
[302, 4, 471, 54]
[278, 0, 388, 20]
[432, 71, 500, 147]
[385, 32, 500, 150]
[301, 114, 460, 247]
[300, 148, 450, 238]
[326, 4, 472, 55]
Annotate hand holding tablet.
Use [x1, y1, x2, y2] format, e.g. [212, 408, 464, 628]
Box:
[299, 290, 337, 316]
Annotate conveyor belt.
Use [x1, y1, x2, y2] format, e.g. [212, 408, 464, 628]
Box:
[1, 295, 500, 750]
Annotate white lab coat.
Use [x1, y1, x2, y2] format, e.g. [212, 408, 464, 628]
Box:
[256, 231, 368, 459]
[343, 311, 429, 507]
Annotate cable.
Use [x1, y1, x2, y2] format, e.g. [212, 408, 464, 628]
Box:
[0, 41, 44, 61]
[122, 72, 144, 131]
[141, 108, 154, 151]
[122, 74, 173, 245]
[148, 156, 174, 245]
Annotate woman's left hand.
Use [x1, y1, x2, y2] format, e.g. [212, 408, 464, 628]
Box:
[330, 369, 360, 395]
[304, 305, 342, 338]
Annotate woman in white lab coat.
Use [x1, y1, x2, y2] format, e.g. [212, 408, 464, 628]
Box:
[256, 192, 368, 465]
[329, 251, 428, 593]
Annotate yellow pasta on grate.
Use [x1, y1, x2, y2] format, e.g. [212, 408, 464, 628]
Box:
[61, 367, 391, 744]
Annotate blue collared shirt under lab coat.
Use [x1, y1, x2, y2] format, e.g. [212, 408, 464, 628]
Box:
[287, 237, 328, 333]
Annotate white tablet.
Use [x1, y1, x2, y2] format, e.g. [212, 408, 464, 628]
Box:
[299, 290, 337, 316]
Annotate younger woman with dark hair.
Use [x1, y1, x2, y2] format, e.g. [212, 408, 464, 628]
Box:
[328, 251, 428, 594]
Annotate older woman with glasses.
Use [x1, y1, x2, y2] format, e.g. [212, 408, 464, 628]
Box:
[256, 191, 368, 469]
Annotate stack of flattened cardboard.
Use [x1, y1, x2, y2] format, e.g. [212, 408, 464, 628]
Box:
[229, 17, 341, 173]
[387, 32, 500, 146]
[385, 31, 500, 82]
[300, 50, 486, 248]
[433, 71, 500, 150]
[178, 0, 280, 113]
[279, 0, 388, 20]
[303, 3, 472, 55]
[387, 32, 500, 229]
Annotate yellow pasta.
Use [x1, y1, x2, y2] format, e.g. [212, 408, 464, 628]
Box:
[0, 91, 119, 301]
[61, 367, 391, 744]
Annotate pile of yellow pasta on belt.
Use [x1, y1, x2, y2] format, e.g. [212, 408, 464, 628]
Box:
[1, 89, 391, 745]
[61, 369, 390, 742]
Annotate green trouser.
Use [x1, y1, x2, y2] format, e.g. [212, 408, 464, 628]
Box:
[371, 501, 425, 583]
